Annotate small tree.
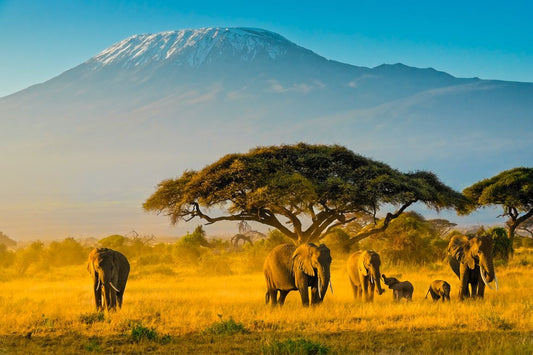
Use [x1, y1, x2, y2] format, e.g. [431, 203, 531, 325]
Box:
[144, 144, 465, 245]
[460, 167, 533, 248]
[488, 227, 513, 263]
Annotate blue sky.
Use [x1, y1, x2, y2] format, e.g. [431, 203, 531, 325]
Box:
[1, 0, 532, 97]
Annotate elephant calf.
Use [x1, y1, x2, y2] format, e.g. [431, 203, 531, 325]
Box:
[382, 274, 414, 302]
[425, 280, 451, 302]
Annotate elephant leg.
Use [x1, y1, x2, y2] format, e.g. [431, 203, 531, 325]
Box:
[298, 287, 310, 307]
[367, 281, 375, 302]
[117, 291, 123, 309]
[93, 279, 103, 311]
[111, 294, 118, 311]
[476, 282, 486, 299]
[310, 287, 320, 305]
[278, 290, 289, 306]
[350, 282, 359, 300]
[268, 289, 278, 307]
[459, 275, 470, 301]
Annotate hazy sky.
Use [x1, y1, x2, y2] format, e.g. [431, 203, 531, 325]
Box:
[1, 0, 532, 97]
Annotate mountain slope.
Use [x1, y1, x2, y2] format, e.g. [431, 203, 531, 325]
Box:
[1, 27, 532, 239]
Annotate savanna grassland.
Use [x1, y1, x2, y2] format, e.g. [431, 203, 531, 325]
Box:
[1, 242, 532, 355]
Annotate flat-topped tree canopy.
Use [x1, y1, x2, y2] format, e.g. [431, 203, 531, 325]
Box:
[460, 167, 533, 243]
[144, 143, 466, 244]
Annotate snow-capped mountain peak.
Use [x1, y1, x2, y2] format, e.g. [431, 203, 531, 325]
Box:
[89, 27, 298, 68]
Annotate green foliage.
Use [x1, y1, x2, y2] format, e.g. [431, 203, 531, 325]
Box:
[320, 228, 354, 255]
[179, 225, 209, 247]
[130, 321, 159, 342]
[144, 143, 464, 243]
[488, 227, 514, 262]
[98, 235, 127, 251]
[85, 339, 101, 352]
[462, 167, 533, 213]
[46, 238, 89, 267]
[261, 338, 329, 355]
[203, 317, 249, 335]
[0, 243, 16, 268]
[15, 241, 44, 274]
[360, 212, 445, 265]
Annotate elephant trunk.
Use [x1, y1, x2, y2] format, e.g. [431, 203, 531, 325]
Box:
[480, 255, 495, 283]
[480, 255, 498, 290]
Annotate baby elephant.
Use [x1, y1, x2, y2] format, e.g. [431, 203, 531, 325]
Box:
[382, 274, 414, 302]
[425, 280, 451, 302]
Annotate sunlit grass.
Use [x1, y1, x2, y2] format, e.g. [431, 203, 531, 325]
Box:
[0, 249, 532, 353]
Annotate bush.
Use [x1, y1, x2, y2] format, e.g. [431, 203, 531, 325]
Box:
[488, 227, 513, 262]
[262, 338, 329, 355]
[203, 317, 249, 335]
[130, 322, 158, 342]
[360, 212, 441, 265]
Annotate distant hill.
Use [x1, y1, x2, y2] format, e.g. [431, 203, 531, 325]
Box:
[0, 232, 17, 248]
[1, 27, 532, 239]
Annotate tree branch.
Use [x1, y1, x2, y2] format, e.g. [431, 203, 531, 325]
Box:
[348, 200, 417, 244]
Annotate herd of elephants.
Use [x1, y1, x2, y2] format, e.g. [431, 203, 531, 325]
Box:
[87, 234, 498, 311]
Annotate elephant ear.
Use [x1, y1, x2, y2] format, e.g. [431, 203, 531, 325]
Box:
[292, 244, 316, 276]
[358, 252, 369, 276]
[447, 235, 476, 270]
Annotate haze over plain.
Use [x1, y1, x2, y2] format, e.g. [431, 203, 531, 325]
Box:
[1, 2, 532, 240]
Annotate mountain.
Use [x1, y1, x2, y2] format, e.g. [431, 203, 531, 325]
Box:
[1, 27, 532, 239]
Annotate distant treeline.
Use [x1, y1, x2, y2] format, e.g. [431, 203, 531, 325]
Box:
[0, 212, 531, 279]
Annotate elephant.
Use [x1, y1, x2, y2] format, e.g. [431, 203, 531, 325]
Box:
[381, 274, 413, 302]
[263, 243, 332, 307]
[87, 248, 130, 311]
[447, 234, 498, 300]
[425, 280, 451, 302]
[347, 250, 385, 302]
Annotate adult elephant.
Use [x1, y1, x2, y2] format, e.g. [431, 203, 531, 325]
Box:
[263, 243, 332, 307]
[347, 250, 385, 302]
[87, 248, 130, 311]
[447, 234, 498, 300]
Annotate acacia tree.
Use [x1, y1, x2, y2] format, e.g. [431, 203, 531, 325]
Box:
[461, 167, 533, 244]
[144, 144, 465, 245]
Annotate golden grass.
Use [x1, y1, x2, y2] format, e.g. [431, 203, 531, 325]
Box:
[1, 249, 532, 354]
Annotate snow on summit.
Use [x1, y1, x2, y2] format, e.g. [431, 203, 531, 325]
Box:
[89, 27, 296, 68]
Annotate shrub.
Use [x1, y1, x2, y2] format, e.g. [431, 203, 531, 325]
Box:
[488, 227, 513, 262]
[130, 322, 158, 342]
[203, 317, 249, 335]
[261, 338, 329, 355]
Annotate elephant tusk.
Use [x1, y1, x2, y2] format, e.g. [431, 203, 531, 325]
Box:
[95, 279, 101, 291]
[109, 282, 120, 292]
[480, 270, 496, 290]
[318, 278, 322, 299]
[370, 275, 374, 285]
[494, 275, 499, 291]
[329, 279, 333, 295]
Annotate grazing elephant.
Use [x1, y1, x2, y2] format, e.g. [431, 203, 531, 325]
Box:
[382, 274, 414, 302]
[87, 248, 130, 311]
[347, 250, 385, 302]
[447, 234, 498, 300]
[425, 280, 451, 302]
[263, 243, 332, 307]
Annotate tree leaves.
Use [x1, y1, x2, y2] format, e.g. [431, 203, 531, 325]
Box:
[144, 143, 463, 243]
